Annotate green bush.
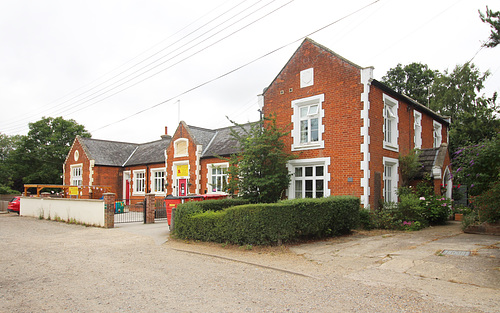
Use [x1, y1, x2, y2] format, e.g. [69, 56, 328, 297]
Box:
[472, 182, 500, 223]
[173, 196, 360, 245]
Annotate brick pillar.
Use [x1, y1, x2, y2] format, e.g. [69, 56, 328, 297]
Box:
[103, 193, 115, 228]
[145, 194, 155, 224]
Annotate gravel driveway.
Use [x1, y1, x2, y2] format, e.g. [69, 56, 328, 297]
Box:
[1, 213, 498, 312]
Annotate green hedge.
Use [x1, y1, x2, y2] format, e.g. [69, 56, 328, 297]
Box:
[173, 196, 360, 245]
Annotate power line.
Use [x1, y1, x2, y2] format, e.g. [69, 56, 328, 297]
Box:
[5, 0, 293, 135]
[91, 0, 382, 133]
[0, 0, 254, 132]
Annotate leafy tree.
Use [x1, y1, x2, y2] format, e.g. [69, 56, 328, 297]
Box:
[0, 133, 21, 193]
[452, 135, 500, 197]
[226, 115, 296, 203]
[381, 62, 437, 105]
[430, 63, 499, 152]
[9, 117, 91, 191]
[479, 6, 500, 48]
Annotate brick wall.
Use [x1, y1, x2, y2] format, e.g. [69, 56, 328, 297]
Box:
[165, 122, 199, 196]
[263, 39, 364, 200]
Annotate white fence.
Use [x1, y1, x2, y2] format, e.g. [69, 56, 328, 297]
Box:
[21, 197, 105, 227]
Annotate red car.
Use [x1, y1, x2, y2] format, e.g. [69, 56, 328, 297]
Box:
[7, 196, 20, 214]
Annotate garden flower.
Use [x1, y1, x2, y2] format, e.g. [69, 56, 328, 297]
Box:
[419, 197, 425, 201]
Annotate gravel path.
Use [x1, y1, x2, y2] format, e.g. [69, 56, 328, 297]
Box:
[0, 213, 497, 312]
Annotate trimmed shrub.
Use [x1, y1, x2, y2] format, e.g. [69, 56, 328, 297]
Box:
[173, 196, 360, 245]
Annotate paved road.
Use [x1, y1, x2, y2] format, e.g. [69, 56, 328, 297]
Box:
[1, 213, 498, 312]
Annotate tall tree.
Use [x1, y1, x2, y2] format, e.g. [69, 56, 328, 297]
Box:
[9, 117, 91, 191]
[479, 6, 500, 48]
[430, 63, 499, 152]
[0, 133, 21, 193]
[226, 115, 296, 203]
[381, 62, 437, 105]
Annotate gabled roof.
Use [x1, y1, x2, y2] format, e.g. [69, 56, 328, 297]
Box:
[417, 143, 449, 178]
[263, 37, 366, 95]
[78, 136, 139, 167]
[123, 137, 171, 166]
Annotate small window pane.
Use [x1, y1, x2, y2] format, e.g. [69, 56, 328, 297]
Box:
[295, 180, 302, 199]
[300, 120, 308, 143]
[295, 167, 302, 177]
[316, 180, 324, 197]
[316, 166, 324, 176]
[309, 105, 318, 115]
[305, 167, 313, 176]
[311, 118, 318, 142]
[300, 107, 308, 118]
[305, 180, 313, 198]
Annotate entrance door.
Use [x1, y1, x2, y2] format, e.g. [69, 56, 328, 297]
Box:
[178, 179, 187, 197]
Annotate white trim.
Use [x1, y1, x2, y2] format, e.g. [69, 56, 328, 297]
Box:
[287, 157, 331, 199]
[360, 67, 373, 207]
[414, 111, 422, 149]
[291, 94, 325, 151]
[70, 163, 83, 186]
[382, 157, 399, 203]
[195, 145, 202, 194]
[206, 162, 229, 194]
[150, 167, 166, 196]
[174, 138, 189, 158]
[383, 94, 399, 152]
[132, 169, 146, 196]
[123, 171, 131, 200]
[172, 161, 189, 195]
[300, 68, 314, 88]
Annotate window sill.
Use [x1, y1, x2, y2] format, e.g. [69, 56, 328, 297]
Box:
[383, 143, 399, 152]
[292, 142, 324, 151]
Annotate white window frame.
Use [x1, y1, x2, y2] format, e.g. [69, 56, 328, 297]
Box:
[206, 163, 229, 194]
[383, 157, 399, 203]
[291, 94, 325, 151]
[174, 138, 189, 158]
[70, 164, 83, 186]
[383, 94, 399, 152]
[150, 168, 166, 195]
[133, 170, 146, 196]
[414, 111, 422, 149]
[433, 121, 442, 148]
[287, 157, 331, 199]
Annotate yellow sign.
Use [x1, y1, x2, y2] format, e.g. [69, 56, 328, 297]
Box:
[69, 186, 79, 196]
[177, 164, 189, 177]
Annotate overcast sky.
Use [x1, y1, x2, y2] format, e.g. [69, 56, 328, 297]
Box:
[0, 0, 498, 143]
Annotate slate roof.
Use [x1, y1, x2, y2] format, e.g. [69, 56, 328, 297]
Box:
[124, 137, 171, 166]
[75, 122, 253, 168]
[78, 137, 139, 167]
[201, 123, 253, 158]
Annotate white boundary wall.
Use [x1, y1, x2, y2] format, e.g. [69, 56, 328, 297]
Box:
[20, 197, 105, 227]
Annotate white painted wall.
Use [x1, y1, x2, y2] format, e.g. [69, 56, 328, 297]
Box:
[20, 197, 105, 227]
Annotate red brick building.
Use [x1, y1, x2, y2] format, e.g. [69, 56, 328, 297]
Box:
[261, 38, 451, 209]
[63, 38, 451, 208]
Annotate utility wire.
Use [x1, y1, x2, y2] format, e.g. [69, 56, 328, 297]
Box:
[92, 0, 381, 133]
[0, 0, 251, 131]
[2, 0, 280, 134]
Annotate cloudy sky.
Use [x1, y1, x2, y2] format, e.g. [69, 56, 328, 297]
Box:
[0, 0, 498, 143]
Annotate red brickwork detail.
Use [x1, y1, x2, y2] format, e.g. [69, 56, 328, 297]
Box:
[103, 193, 115, 228]
[145, 194, 155, 224]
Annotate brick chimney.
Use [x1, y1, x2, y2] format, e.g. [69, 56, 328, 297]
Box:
[161, 126, 171, 140]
